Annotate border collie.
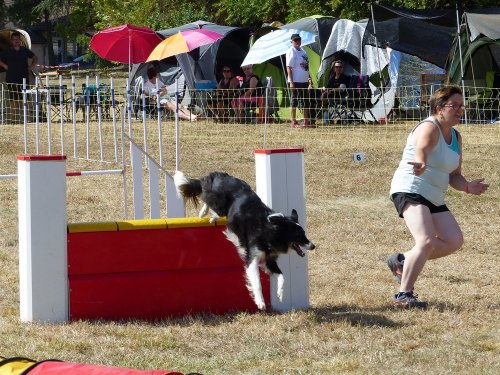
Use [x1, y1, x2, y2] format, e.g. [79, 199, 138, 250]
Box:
[173, 171, 315, 310]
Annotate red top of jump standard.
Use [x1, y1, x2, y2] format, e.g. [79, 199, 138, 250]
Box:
[18, 155, 67, 161]
[254, 148, 304, 154]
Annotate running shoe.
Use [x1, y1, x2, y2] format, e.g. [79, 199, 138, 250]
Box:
[392, 291, 428, 309]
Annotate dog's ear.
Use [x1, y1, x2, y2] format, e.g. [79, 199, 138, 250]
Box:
[290, 209, 299, 223]
[267, 213, 285, 224]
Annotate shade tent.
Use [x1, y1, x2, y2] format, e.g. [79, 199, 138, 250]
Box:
[363, 4, 457, 69]
[446, 9, 500, 86]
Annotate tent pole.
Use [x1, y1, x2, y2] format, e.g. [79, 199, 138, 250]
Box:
[370, 4, 388, 124]
[175, 77, 180, 171]
[456, 6, 468, 124]
[128, 30, 131, 81]
[280, 56, 293, 123]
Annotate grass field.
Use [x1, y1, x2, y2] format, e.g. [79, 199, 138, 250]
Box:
[0, 118, 499, 374]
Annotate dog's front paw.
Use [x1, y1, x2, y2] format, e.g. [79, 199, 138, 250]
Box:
[255, 300, 266, 310]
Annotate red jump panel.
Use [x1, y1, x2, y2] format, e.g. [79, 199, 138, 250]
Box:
[68, 224, 270, 320]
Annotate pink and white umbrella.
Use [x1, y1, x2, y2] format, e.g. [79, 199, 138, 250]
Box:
[147, 29, 224, 62]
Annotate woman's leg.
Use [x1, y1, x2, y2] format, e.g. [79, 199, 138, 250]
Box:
[164, 101, 196, 121]
[400, 203, 435, 292]
[178, 105, 197, 121]
[400, 205, 463, 292]
[428, 211, 463, 260]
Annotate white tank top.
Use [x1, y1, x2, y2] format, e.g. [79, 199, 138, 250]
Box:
[390, 117, 460, 206]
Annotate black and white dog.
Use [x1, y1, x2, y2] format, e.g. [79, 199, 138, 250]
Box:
[173, 171, 315, 310]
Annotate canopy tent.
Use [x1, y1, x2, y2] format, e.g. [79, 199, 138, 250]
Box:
[363, 4, 457, 69]
[446, 9, 500, 87]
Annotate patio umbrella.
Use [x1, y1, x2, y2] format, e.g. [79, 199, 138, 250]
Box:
[146, 29, 224, 62]
[241, 28, 316, 66]
[90, 24, 163, 71]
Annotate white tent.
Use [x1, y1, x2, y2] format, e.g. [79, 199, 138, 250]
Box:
[318, 19, 392, 121]
[318, 19, 389, 80]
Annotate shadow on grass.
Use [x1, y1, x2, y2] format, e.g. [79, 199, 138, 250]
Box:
[308, 305, 405, 328]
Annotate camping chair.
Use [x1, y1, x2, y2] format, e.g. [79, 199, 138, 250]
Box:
[78, 83, 112, 121]
[343, 75, 376, 122]
[245, 76, 281, 123]
[192, 80, 217, 119]
[323, 75, 375, 124]
[47, 85, 70, 122]
[468, 71, 500, 123]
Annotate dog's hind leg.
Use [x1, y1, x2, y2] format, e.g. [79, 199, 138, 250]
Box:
[245, 254, 266, 310]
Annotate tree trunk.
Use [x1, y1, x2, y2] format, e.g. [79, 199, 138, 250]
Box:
[44, 11, 56, 65]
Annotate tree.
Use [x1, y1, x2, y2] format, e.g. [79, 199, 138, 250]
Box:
[8, 0, 71, 65]
[93, 0, 211, 31]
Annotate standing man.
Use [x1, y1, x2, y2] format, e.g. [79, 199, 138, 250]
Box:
[0, 31, 38, 122]
[286, 33, 313, 128]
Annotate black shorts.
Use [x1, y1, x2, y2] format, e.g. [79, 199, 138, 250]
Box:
[391, 192, 449, 218]
[290, 82, 309, 107]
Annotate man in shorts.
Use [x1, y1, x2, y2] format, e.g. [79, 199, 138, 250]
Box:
[286, 33, 314, 128]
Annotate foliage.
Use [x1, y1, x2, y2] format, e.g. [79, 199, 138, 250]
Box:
[286, 0, 334, 21]
[7, 0, 41, 27]
[93, 0, 210, 31]
[330, 0, 500, 21]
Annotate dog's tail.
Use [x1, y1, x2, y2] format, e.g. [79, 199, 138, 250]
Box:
[173, 170, 202, 207]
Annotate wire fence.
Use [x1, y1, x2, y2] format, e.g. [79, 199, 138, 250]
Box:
[0, 74, 498, 168]
[0, 74, 498, 222]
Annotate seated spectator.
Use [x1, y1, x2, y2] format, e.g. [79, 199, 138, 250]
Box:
[320, 60, 351, 106]
[143, 66, 197, 121]
[231, 64, 262, 122]
[212, 65, 239, 122]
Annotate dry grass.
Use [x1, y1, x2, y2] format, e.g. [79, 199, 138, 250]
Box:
[0, 119, 499, 375]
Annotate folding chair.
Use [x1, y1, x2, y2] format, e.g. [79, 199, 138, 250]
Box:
[193, 80, 217, 118]
[343, 75, 376, 122]
[244, 77, 281, 123]
[468, 71, 500, 123]
[323, 75, 377, 124]
[48, 85, 70, 122]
